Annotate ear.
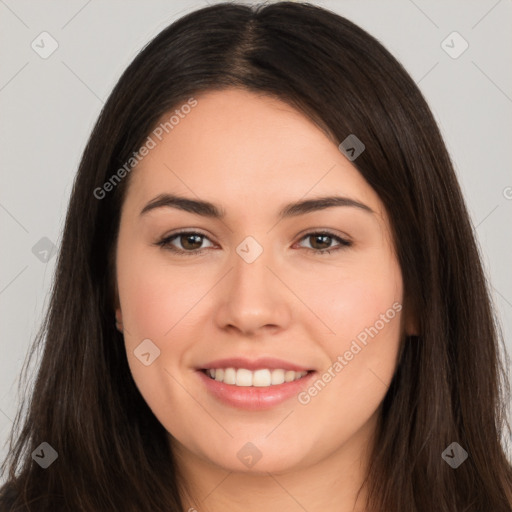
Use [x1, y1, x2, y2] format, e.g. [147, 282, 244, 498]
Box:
[115, 307, 123, 332]
[405, 317, 419, 337]
[112, 271, 123, 332]
[404, 302, 420, 337]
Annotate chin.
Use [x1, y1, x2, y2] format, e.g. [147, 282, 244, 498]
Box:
[200, 443, 309, 475]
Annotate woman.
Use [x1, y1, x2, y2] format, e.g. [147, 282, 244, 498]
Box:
[1, 2, 511, 510]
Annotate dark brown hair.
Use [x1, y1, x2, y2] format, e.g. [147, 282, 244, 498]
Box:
[1, 2, 511, 510]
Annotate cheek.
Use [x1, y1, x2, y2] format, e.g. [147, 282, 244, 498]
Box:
[296, 250, 403, 410]
[296, 249, 403, 345]
[116, 241, 213, 398]
[116, 240, 205, 342]
[120, 274, 176, 340]
[116, 245, 204, 427]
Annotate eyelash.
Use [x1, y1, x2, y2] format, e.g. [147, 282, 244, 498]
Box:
[154, 229, 352, 256]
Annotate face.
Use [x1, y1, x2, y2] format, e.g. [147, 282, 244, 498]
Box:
[115, 88, 410, 475]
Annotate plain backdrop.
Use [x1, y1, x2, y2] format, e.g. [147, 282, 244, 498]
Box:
[1, 0, 511, 466]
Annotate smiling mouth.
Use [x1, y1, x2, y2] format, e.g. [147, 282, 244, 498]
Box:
[201, 367, 313, 387]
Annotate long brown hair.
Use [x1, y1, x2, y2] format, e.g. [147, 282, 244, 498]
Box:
[1, 2, 511, 510]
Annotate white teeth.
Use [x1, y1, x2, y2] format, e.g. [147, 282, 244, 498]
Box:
[223, 367, 236, 385]
[284, 370, 296, 383]
[236, 368, 253, 387]
[205, 367, 308, 387]
[253, 369, 271, 387]
[271, 369, 285, 385]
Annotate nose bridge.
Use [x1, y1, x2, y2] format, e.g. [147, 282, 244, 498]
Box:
[231, 234, 275, 297]
[215, 233, 291, 334]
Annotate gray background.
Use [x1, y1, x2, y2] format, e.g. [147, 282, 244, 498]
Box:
[1, 0, 511, 466]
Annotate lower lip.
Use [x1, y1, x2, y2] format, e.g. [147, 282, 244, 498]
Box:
[197, 370, 316, 410]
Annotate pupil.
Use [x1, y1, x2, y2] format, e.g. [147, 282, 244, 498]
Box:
[183, 234, 202, 250]
[312, 234, 330, 250]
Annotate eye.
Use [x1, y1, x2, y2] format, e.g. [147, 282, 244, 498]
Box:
[295, 231, 352, 255]
[155, 230, 215, 256]
[155, 230, 352, 256]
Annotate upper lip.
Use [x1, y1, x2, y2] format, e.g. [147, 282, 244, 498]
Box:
[198, 357, 314, 372]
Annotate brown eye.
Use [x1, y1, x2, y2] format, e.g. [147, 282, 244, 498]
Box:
[179, 233, 204, 251]
[297, 231, 352, 255]
[156, 231, 214, 255]
[308, 234, 334, 250]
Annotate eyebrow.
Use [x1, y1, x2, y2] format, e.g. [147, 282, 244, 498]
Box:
[139, 193, 374, 219]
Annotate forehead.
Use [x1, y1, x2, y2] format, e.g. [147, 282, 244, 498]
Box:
[124, 88, 383, 219]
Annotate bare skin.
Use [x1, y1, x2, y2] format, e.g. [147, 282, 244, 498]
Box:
[114, 88, 417, 512]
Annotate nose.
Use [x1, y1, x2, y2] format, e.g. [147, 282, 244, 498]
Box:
[213, 238, 292, 337]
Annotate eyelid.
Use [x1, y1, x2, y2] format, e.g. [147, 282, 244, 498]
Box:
[293, 227, 352, 244]
[293, 229, 352, 255]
